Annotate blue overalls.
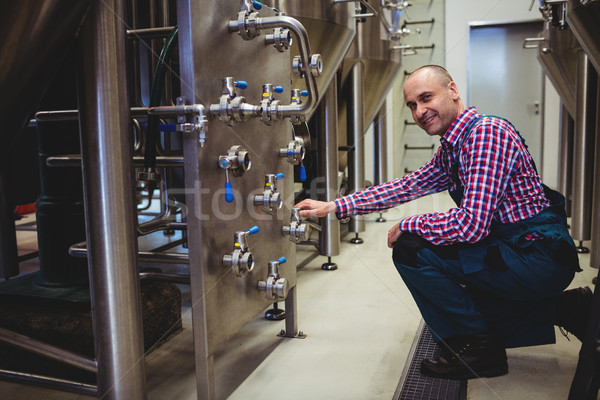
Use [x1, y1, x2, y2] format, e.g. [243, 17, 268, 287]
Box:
[392, 117, 580, 347]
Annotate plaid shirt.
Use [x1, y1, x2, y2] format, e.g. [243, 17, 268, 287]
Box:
[334, 107, 550, 245]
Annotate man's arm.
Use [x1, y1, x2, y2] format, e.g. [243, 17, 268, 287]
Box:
[296, 199, 337, 218]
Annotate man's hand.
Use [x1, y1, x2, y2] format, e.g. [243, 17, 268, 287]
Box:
[387, 223, 403, 248]
[295, 199, 337, 218]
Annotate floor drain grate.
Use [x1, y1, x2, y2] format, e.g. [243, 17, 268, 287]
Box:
[394, 320, 467, 400]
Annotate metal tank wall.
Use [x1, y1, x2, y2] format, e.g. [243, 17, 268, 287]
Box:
[271, 0, 355, 120]
[537, 0, 600, 267]
[0, 1, 91, 280]
[0, 0, 324, 398]
[339, 1, 405, 240]
[270, 0, 356, 268]
[171, 0, 325, 397]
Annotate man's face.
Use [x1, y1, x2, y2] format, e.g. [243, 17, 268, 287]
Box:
[403, 70, 461, 137]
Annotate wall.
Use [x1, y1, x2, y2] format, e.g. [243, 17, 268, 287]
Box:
[445, 0, 561, 187]
[386, 0, 447, 180]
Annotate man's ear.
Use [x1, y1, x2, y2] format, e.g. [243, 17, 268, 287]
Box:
[448, 82, 460, 100]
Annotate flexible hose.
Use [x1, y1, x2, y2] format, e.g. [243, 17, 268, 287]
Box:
[144, 26, 179, 171]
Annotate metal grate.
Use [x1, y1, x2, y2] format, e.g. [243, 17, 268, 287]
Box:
[394, 320, 467, 400]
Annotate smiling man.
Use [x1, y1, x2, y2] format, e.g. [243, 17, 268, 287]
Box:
[295, 65, 590, 380]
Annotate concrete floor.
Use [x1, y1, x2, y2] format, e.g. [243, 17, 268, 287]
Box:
[2, 192, 597, 399]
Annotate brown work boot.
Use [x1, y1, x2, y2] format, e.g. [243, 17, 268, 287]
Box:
[555, 286, 593, 341]
[420, 331, 508, 380]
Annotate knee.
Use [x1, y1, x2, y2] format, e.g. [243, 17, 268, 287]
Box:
[392, 232, 430, 268]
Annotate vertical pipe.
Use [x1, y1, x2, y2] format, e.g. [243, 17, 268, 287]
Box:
[558, 102, 574, 216]
[175, 1, 214, 398]
[77, 0, 147, 398]
[590, 78, 600, 269]
[0, 168, 18, 279]
[571, 51, 597, 244]
[348, 62, 366, 235]
[374, 102, 388, 185]
[318, 79, 340, 258]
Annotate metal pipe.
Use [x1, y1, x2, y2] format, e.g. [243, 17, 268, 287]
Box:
[318, 79, 340, 258]
[558, 103, 574, 217]
[348, 62, 365, 235]
[0, 368, 97, 396]
[236, 15, 320, 117]
[374, 103, 388, 186]
[0, 327, 97, 373]
[570, 51, 597, 243]
[127, 26, 176, 40]
[46, 154, 184, 167]
[139, 271, 190, 284]
[34, 107, 149, 122]
[590, 78, 600, 269]
[77, 0, 147, 398]
[69, 242, 189, 264]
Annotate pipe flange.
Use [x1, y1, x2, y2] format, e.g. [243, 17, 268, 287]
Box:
[265, 27, 292, 52]
[309, 54, 323, 77]
[230, 96, 248, 123]
[292, 55, 304, 78]
[236, 11, 261, 40]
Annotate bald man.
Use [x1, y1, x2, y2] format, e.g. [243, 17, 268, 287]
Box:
[296, 65, 589, 380]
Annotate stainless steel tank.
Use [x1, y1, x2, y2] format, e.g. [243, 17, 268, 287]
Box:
[537, 11, 580, 117]
[271, 0, 356, 118]
[0, 0, 91, 280]
[339, 9, 403, 138]
[339, 1, 404, 237]
[566, 0, 600, 75]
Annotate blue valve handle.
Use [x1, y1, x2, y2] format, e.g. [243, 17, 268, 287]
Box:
[225, 182, 234, 203]
[252, 0, 262, 10]
[159, 123, 177, 132]
[277, 256, 287, 264]
[275, 172, 284, 180]
[274, 86, 284, 93]
[299, 165, 307, 182]
[300, 90, 308, 97]
[234, 80, 247, 89]
[248, 225, 260, 235]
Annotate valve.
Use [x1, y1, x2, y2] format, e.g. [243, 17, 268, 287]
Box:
[242, 0, 262, 12]
[280, 139, 305, 166]
[265, 27, 292, 52]
[210, 77, 256, 126]
[223, 225, 259, 277]
[218, 145, 251, 203]
[292, 54, 323, 78]
[291, 89, 309, 105]
[260, 84, 284, 125]
[148, 97, 208, 146]
[254, 173, 284, 214]
[257, 256, 289, 301]
[282, 207, 311, 243]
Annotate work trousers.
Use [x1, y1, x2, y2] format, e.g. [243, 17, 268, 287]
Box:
[392, 206, 577, 347]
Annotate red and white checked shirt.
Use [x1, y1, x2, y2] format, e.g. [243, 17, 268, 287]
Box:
[334, 107, 550, 245]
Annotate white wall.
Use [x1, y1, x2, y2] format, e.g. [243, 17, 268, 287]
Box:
[445, 0, 561, 187]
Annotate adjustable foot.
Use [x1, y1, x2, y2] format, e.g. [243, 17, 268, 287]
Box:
[576, 241, 590, 254]
[321, 256, 337, 271]
[349, 233, 363, 244]
[375, 212, 386, 223]
[278, 329, 306, 339]
[265, 302, 286, 320]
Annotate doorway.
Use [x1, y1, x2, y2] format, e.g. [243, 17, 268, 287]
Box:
[468, 20, 544, 167]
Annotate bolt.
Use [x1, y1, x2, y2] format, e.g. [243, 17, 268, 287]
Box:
[280, 329, 286, 335]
